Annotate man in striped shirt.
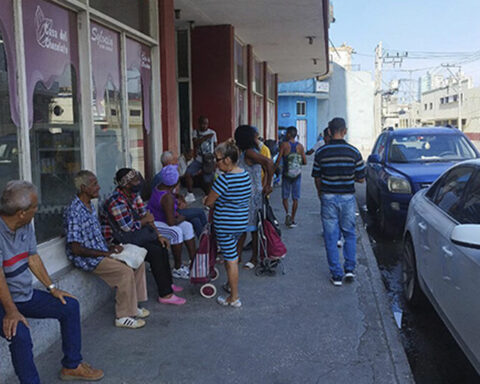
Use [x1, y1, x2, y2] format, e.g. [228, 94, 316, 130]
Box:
[311, 118, 365, 286]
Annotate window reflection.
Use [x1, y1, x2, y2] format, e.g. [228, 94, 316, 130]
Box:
[127, 68, 145, 175]
[30, 65, 80, 243]
[0, 31, 19, 192]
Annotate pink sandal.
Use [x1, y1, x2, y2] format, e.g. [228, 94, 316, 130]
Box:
[171, 284, 184, 293]
[158, 294, 186, 305]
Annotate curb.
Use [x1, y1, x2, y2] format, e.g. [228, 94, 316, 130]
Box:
[356, 204, 415, 383]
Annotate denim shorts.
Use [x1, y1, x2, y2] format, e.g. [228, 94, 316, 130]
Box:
[282, 175, 301, 200]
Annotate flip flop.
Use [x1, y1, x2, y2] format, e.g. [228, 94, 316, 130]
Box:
[243, 261, 255, 270]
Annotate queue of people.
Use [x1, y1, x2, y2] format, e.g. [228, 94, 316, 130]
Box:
[0, 116, 364, 383]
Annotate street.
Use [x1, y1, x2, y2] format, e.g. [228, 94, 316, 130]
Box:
[355, 183, 480, 384]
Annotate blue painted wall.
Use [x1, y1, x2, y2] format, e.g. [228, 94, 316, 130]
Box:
[278, 80, 318, 150]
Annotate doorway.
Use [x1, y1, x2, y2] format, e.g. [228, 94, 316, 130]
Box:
[296, 119, 307, 147]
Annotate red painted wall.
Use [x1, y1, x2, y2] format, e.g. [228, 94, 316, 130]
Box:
[159, 0, 179, 153]
[191, 25, 235, 142]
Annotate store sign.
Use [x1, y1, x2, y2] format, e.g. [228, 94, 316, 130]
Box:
[91, 22, 120, 116]
[315, 81, 329, 93]
[0, 0, 20, 127]
[23, 0, 79, 128]
[127, 39, 152, 134]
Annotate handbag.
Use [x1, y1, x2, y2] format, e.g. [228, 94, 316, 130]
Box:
[110, 243, 147, 269]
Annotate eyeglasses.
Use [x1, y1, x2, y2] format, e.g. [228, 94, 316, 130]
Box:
[215, 157, 225, 162]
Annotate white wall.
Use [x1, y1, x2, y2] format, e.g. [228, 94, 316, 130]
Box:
[317, 63, 375, 158]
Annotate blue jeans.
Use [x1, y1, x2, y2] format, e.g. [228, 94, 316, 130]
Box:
[0, 290, 82, 384]
[178, 207, 207, 237]
[320, 194, 357, 278]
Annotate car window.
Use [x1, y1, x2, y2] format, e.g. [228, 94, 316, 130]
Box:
[432, 166, 474, 220]
[372, 133, 387, 158]
[387, 134, 477, 163]
[455, 171, 480, 224]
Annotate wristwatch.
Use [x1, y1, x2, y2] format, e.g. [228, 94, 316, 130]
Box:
[47, 283, 56, 292]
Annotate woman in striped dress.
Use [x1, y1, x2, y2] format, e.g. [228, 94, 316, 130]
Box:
[204, 141, 251, 307]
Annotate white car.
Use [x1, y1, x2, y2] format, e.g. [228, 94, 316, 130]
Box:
[403, 159, 480, 374]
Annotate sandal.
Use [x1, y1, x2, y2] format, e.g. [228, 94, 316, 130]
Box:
[243, 261, 256, 270]
[216, 295, 242, 308]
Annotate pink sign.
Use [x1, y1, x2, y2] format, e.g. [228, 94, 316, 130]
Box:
[0, 0, 20, 127]
[90, 22, 120, 116]
[23, 0, 79, 128]
[127, 38, 152, 134]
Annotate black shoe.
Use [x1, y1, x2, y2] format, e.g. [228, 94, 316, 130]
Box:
[344, 270, 355, 282]
[330, 276, 343, 287]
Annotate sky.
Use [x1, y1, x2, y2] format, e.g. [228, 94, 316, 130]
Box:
[329, 0, 480, 94]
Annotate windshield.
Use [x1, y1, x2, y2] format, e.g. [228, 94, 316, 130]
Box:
[387, 134, 477, 163]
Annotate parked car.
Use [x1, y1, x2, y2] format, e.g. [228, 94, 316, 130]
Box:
[366, 127, 479, 237]
[403, 159, 480, 374]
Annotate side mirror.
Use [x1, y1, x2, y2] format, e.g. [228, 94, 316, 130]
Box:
[368, 154, 381, 164]
[451, 225, 480, 249]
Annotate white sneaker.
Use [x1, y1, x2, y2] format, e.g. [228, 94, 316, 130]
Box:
[115, 317, 145, 329]
[172, 267, 190, 279]
[185, 192, 196, 203]
[136, 307, 150, 319]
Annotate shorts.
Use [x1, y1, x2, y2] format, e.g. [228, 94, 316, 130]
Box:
[186, 160, 215, 183]
[154, 221, 195, 245]
[216, 232, 242, 261]
[282, 175, 301, 200]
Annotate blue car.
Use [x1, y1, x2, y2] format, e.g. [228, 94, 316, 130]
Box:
[366, 127, 479, 237]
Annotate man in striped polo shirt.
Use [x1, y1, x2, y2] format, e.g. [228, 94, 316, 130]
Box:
[312, 118, 365, 286]
[0, 181, 103, 383]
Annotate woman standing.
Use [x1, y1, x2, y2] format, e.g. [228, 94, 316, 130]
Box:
[204, 141, 251, 307]
[234, 125, 274, 269]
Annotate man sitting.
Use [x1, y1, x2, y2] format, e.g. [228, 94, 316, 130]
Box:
[0, 180, 103, 383]
[63, 170, 149, 329]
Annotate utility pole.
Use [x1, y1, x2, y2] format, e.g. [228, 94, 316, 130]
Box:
[374, 41, 383, 135]
[442, 64, 463, 131]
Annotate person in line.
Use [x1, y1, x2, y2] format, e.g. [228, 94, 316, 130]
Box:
[100, 169, 186, 305]
[148, 165, 197, 280]
[64, 170, 149, 329]
[234, 125, 274, 270]
[204, 141, 251, 307]
[0, 181, 104, 383]
[184, 116, 218, 201]
[153, 151, 207, 238]
[275, 126, 307, 228]
[312, 118, 365, 286]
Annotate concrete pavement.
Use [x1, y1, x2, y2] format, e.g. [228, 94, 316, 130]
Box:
[17, 168, 413, 384]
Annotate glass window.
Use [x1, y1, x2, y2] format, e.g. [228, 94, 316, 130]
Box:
[433, 166, 474, 220]
[456, 172, 480, 224]
[266, 70, 275, 100]
[234, 39, 246, 86]
[90, 0, 150, 35]
[234, 86, 247, 127]
[0, 2, 20, 192]
[372, 133, 387, 157]
[253, 59, 263, 95]
[267, 101, 275, 139]
[91, 23, 124, 200]
[176, 30, 189, 79]
[252, 94, 263, 132]
[23, 0, 80, 243]
[296, 101, 306, 116]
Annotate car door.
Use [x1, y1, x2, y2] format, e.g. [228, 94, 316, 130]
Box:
[442, 170, 480, 362]
[367, 133, 387, 202]
[421, 166, 475, 301]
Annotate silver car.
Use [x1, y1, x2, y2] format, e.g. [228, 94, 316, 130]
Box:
[403, 159, 480, 374]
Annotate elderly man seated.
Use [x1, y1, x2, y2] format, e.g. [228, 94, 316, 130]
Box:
[63, 170, 149, 329]
[0, 180, 103, 383]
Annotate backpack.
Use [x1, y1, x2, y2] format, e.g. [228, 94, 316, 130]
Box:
[284, 142, 302, 179]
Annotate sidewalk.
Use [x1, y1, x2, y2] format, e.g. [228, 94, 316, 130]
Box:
[28, 168, 413, 384]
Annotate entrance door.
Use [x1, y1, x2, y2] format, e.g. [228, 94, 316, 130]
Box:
[296, 119, 307, 147]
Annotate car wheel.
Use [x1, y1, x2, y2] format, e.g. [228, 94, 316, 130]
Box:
[402, 235, 426, 307]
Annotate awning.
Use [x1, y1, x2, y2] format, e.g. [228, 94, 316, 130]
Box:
[174, 0, 330, 82]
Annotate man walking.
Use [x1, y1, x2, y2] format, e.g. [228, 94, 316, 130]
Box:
[0, 181, 103, 383]
[275, 126, 306, 228]
[311, 118, 365, 286]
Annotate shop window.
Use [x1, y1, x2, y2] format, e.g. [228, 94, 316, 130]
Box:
[0, 0, 20, 192]
[267, 70, 275, 101]
[253, 59, 264, 95]
[90, 0, 150, 35]
[234, 39, 247, 86]
[91, 22, 124, 200]
[126, 39, 152, 177]
[234, 86, 247, 127]
[23, 0, 80, 243]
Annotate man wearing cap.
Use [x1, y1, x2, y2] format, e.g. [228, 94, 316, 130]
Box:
[64, 170, 149, 329]
[311, 118, 365, 286]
